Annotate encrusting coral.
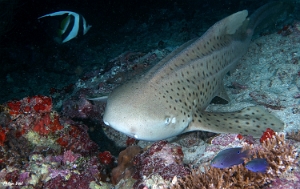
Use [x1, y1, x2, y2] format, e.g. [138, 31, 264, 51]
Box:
[172, 133, 297, 189]
[111, 145, 142, 185]
[133, 141, 189, 188]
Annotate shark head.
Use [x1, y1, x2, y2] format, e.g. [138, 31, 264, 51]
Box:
[103, 80, 191, 141]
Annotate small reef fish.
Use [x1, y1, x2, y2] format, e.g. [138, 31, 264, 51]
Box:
[211, 147, 249, 168]
[245, 158, 268, 173]
[38, 11, 91, 43]
[101, 1, 291, 141]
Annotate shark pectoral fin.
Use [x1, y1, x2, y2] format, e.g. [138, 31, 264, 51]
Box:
[185, 106, 284, 138]
[210, 84, 230, 104]
[216, 85, 230, 103]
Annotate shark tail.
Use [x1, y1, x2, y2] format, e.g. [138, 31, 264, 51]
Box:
[248, 1, 293, 32]
[187, 106, 284, 138]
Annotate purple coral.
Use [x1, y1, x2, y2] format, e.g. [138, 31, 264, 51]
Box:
[211, 133, 239, 146]
[132, 141, 189, 188]
[18, 171, 30, 183]
[61, 97, 105, 122]
[49, 169, 71, 179]
[63, 150, 81, 164]
[44, 173, 93, 189]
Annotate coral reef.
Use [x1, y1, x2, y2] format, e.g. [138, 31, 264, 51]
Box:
[287, 131, 300, 142]
[260, 128, 276, 143]
[111, 145, 142, 185]
[0, 96, 112, 188]
[173, 133, 297, 189]
[133, 141, 189, 189]
[62, 96, 105, 122]
[98, 151, 113, 165]
[55, 121, 98, 155]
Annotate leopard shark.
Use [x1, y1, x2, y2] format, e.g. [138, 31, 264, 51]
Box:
[101, 1, 291, 141]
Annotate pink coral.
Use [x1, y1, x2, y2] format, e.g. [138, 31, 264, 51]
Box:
[49, 169, 70, 179]
[63, 150, 81, 164]
[132, 141, 188, 188]
[211, 133, 239, 146]
[44, 173, 93, 189]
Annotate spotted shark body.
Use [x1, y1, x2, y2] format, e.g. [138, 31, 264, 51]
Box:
[102, 1, 291, 141]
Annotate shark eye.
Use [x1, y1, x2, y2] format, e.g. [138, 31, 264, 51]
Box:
[165, 117, 171, 125]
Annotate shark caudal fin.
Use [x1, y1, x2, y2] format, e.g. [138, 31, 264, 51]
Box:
[185, 106, 284, 138]
[248, 1, 294, 32]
